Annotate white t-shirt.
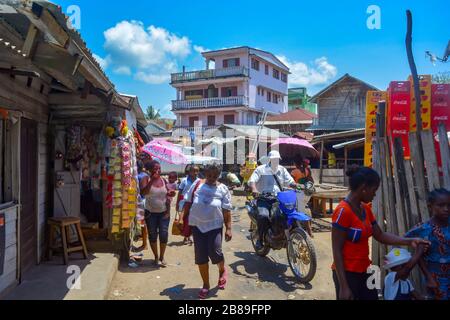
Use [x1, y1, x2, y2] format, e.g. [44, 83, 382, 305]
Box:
[384, 272, 414, 300]
[178, 177, 200, 211]
[184, 182, 233, 233]
[248, 164, 295, 194]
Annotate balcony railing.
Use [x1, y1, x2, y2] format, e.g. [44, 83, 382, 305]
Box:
[171, 66, 249, 83]
[172, 126, 221, 137]
[172, 96, 248, 110]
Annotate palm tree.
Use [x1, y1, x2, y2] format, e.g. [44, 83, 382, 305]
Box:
[145, 105, 161, 120]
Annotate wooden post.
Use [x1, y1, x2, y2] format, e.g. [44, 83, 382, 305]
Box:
[371, 140, 382, 271]
[344, 146, 348, 186]
[319, 140, 324, 184]
[404, 159, 420, 228]
[392, 138, 409, 235]
[408, 133, 430, 221]
[379, 138, 397, 234]
[421, 130, 441, 191]
[438, 123, 450, 189]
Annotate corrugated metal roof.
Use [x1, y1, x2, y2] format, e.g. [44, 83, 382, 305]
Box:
[309, 73, 379, 103]
[311, 128, 365, 143]
[333, 138, 365, 150]
[221, 124, 288, 139]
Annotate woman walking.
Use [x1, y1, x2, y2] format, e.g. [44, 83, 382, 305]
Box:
[141, 160, 175, 267]
[183, 163, 233, 299]
[332, 166, 430, 300]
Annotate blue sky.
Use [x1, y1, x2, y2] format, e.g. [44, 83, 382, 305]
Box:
[55, 0, 449, 119]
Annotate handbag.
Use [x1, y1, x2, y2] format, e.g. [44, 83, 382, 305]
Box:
[171, 211, 183, 236]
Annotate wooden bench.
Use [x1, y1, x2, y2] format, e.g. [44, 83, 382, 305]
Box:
[310, 189, 348, 217]
[47, 217, 88, 265]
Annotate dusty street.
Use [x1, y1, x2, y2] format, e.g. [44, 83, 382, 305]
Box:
[108, 195, 336, 300]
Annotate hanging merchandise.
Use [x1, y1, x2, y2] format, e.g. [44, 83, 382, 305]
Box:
[106, 117, 140, 235]
[66, 126, 83, 165]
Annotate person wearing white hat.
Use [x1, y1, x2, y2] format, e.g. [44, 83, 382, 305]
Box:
[383, 247, 425, 300]
[248, 150, 299, 249]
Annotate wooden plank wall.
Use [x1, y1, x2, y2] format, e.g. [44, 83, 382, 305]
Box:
[0, 205, 19, 296]
[316, 78, 371, 129]
[0, 56, 51, 271]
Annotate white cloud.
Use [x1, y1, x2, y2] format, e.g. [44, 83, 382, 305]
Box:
[92, 53, 111, 70]
[277, 56, 338, 87]
[194, 45, 210, 54]
[134, 61, 178, 84]
[101, 21, 192, 84]
[113, 66, 132, 75]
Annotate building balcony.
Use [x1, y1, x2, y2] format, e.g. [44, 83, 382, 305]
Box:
[171, 66, 249, 84]
[172, 126, 221, 135]
[172, 96, 249, 111]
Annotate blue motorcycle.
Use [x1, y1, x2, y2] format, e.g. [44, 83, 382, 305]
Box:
[246, 190, 317, 283]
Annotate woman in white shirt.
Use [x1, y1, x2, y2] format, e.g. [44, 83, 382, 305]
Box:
[183, 163, 233, 299]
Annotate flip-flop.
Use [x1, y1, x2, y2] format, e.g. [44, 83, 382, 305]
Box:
[159, 259, 168, 268]
[218, 269, 228, 290]
[198, 288, 209, 299]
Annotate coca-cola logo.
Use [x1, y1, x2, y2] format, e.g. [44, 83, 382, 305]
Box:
[433, 102, 449, 107]
[433, 116, 448, 121]
[392, 130, 407, 135]
[393, 100, 408, 105]
[392, 116, 407, 121]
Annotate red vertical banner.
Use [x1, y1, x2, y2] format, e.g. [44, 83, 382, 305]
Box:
[388, 81, 411, 157]
[431, 83, 450, 173]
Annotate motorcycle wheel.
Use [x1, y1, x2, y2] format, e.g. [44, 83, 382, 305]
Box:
[286, 227, 317, 284]
[250, 221, 270, 257]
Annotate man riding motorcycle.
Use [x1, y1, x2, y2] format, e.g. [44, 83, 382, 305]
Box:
[248, 151, 300, 249]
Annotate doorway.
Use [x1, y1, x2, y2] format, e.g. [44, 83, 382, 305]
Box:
[20, 118, 38, 278]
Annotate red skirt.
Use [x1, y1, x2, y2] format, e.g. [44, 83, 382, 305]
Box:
[182, 213, 192, 237]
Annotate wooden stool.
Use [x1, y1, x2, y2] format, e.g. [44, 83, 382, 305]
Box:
[47, 217, 88, 265]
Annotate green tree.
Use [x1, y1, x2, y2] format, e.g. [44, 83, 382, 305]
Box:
[145, 105, 161, 120]
[433, 71, 450, 84]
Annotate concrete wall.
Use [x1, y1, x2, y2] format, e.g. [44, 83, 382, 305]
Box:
[248, 55, 288, 114]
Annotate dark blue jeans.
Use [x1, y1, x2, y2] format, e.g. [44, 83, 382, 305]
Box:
[145, 210, 170, 244]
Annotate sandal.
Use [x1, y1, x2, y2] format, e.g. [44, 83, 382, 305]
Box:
[218, 269, 228, 290]
[159, 259, 168, 268]
[198, 288, 209, 300]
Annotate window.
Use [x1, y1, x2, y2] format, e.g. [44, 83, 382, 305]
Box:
[273, 94, 279, 104]
[257, 87, 261, 96]
[267, 92, 272, 102]
[251, 58, 260, 71]
[221, 86, 237, 97]
[207, 115, 216, 126]
[265, 64, 269, 75]
[185, 90, 204, 100]
[273, 69, 280, 79]
[189, 116, 199, 127]
[281, 72, 287, 83]
[224, 114, 235, 124]
[223, 58, 240, 68]
[1, 118, 13, 204]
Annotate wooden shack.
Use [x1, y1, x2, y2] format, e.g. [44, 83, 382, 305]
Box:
[0, 1, 147, 297]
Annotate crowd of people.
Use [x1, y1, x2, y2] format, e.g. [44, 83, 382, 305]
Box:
[133, 153, 449, 301]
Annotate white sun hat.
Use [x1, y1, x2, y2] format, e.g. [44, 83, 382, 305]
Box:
[384, 248, 412, 270]
[268, 150, 282, 160]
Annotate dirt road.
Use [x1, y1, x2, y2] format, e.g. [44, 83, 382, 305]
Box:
[108, 195, 336, 300]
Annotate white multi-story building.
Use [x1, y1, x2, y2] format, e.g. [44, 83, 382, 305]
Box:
[170, 46, 289, 131]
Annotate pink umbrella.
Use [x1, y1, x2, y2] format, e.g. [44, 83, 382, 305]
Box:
[142, 140, 187, 165]
[271, 137, 320, 159]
